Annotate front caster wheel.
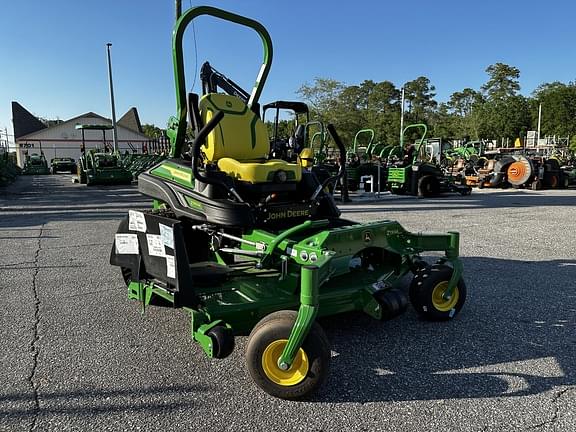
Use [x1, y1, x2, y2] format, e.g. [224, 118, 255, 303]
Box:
[245, 310, 330, 400]
[409, 265, 466, 321]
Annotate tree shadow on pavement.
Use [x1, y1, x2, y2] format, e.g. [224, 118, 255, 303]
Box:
[0, 384, 209, 421]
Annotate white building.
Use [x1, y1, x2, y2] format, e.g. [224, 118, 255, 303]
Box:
[12, 102, 154, 167]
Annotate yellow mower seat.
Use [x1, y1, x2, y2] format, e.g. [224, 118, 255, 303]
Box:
[218, 158, 301, 183]
[200, 93, 301, 184]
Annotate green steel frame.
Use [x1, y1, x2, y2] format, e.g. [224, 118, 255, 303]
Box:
[170, 5, 273, 158]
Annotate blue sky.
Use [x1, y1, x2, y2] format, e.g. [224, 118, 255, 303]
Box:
[1, 0, 575, 142]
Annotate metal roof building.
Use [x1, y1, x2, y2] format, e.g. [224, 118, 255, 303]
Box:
[12, 102, 152, 167]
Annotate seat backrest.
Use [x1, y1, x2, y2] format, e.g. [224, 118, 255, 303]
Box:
[293, 124, 305, 153]
[199, 94, 269, 162]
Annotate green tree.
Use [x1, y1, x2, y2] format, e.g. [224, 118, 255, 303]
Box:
[142, 123, 164, 139]
[297, 78, 345, 122]
[531, 82, 576, 137]
[445, 88, 486, 139]
[403, 76, 438, 123]
[478, 63, 529, 140]
[481, 63, 520, 100]
[482, 96, 531, 140]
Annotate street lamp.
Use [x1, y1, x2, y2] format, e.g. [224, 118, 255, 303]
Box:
[106, 43, 119, 153]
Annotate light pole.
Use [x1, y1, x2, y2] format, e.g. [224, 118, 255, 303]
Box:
[400, 87, 405, 145]
[537, 102, 542, 144]
[106, 43, 119, 154]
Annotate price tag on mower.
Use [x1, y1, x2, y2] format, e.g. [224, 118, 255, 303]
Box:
[146, 234, 166, 257]
[159, 224, 174, 249]
[128, 210, 147, 232]
[165, 255, 176, 279]
[115, 234, 139, 255]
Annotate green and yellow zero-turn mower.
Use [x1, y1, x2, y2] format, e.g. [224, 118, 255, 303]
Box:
[387, 124, 472, 197]
[110, 3, 467, 400]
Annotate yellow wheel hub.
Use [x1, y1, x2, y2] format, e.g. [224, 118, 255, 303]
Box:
[262, 339, 309, 386]
[431, 281, 459, 312]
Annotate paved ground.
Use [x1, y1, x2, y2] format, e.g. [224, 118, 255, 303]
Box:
[1, 175, 575, 431]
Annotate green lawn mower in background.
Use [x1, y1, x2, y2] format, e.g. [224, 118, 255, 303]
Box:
[76, 124, 132, 186]
[22, 151, 50, 175]
[263, 100, 310, 162]
[387, 124, 471, 197]
[110, 3, 467, 399]
[50, 157, 77, 174]
[263, 100, 340, 193]
[346, 128, 376, 191]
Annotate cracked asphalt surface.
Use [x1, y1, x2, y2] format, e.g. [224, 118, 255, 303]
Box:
[1, 175, 575, 431]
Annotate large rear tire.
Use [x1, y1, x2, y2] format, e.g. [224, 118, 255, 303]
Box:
[418, 175, 440, 197]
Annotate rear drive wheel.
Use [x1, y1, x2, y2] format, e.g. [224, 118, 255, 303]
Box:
[246, 310, 330, 400]
[409, 265, 466, 320]
[418, 175, 440, 197]
[549, 175, 558, 189]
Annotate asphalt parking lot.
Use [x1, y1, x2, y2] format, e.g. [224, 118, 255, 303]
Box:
[1, 175, 575, 431]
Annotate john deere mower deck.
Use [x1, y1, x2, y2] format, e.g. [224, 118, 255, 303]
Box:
[110, 3, 467, 400]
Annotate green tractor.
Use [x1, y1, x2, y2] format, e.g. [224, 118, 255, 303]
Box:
[110, 3, 467, 399]
[387, 124, 471, 197]
[22, 151, 50, 175]
[76, 124, 132, 186]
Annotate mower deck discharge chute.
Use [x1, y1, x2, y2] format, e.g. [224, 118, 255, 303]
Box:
[110, 3, 467, 399]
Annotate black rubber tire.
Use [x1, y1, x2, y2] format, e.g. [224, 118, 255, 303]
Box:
[418, 175, 440, 197]
[207, 325, 235, 359]
[374, 288, 408, 321]
[246, 310, 330, 400]
[250, 310, 299, 336]
[409, 265, 466, 321]
[390, 187, 405, 195]
[409, 264, 430, 307]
